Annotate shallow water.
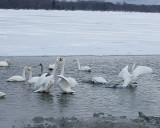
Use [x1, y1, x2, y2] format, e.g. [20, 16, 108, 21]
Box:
[0, 56, 160, 127]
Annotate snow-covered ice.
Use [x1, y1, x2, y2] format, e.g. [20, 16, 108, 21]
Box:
[0, 9, 160, 56]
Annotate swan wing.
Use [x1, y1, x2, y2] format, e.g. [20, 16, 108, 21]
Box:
[82, 66, 91, 70]
[57, 75, 75, 93]
[34, 75, 53, 92]
[133, 66, 153, 79]
[34, 73, 48, 89]
[7, 76, 24, 82]
[0, 62, 8, 66]
[34, 85, 45, 92]
[39, 75, 52, 87]
[118, 65, 131, 80]
[84, 66, 91, 69]
[0, 92, 6, 97]
[80, 66, 91, 72]
[67, 77, 78, 87]
[49, 64, 55, 69]
[32, 77, 40, 82]
[92, 77, 107, 84]
[43, 75, 54, 91]
[28, 76, 40, 84]
[57, 75, 70, 87]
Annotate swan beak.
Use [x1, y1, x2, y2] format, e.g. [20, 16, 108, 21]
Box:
[27, 67, 31, 71]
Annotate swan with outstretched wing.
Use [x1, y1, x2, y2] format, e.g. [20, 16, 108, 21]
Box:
[57, 58, 77, 93]
[118, 64, 153, 88]
[118, 65, 131, 81]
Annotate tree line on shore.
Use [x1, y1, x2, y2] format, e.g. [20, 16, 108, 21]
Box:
[0, 0, 160, 12]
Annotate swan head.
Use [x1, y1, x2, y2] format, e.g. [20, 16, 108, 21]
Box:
[27, 67, 31, 71]
[5, 59, 10, 65]
[38, 63, 43, 68]
[39, 63, 43, 66]
[73, 59, 77, 61]
[57, 57, 63, 61]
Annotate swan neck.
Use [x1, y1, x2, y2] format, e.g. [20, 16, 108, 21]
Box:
[22, 67, 26, 79]
[131, 75, 135, 81]
[51, 59, 59, 78]
[29, 70, 32, 80]
[40, 65, 43, 76]
[5, 60, 9, 64]
[132, 63, 135, 73]
[60, 59, 65, 75]
[77, 59, 80, 69]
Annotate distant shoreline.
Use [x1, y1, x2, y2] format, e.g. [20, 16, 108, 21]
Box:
[1, 54, 160, 57]
[1, 1, 160, 13]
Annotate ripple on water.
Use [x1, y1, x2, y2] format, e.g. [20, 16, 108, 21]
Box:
[0, 56, 160, 127]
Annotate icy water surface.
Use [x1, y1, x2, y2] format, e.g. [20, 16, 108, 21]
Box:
[0, 56, 160, 127]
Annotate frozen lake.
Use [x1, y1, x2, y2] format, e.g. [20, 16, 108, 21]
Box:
[0, 9, 160, 56]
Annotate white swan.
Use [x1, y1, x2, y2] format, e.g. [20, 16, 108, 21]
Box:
[74, 58, 91, 72]
[27, 67, 40, 84]
[0, 92, 5, 98]
[118, 64, 153, 88]
[57, 58, 77, 93]
[34, 57, 62, 93]
[48, 64, 55, 70]
[0, 59, 10, 67]
[7, 66, 27, 82]
[92, 77, 108, 84]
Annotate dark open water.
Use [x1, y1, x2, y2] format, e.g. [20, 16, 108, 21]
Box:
[0, 56, 160, 127]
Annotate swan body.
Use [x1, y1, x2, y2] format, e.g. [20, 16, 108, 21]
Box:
[34, 57, 62, 93]
[92, 77, 108, 84]
[27, 67, 40, 84]
[48, 64, 55, 70]
[34, 73, 48, 89]
[7, 66, 27, 82]
[118, 64, 153, 88]
[0, 59, 10, 67]
[79, 66, 91, 72]
[0, 92, 5, 98]
[74, 58, 91, 72]
[57, 58, 77, 93]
